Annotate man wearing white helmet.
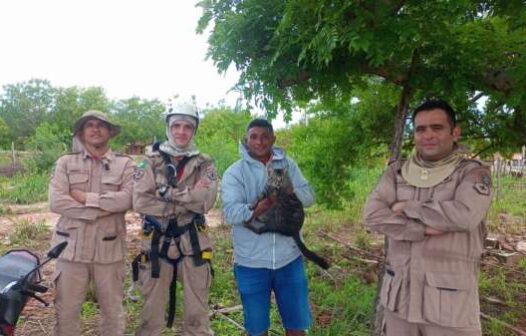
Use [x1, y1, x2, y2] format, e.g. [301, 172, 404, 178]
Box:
[132, 101, 218, 335]
[49, 110, 135, 335]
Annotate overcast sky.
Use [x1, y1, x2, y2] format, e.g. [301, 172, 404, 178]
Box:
[0, 0, 240, 108]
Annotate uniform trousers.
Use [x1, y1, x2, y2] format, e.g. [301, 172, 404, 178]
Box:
[135, 256, 213, 336]
[384, 309, 482, 336]
[53, 259, 126, 336]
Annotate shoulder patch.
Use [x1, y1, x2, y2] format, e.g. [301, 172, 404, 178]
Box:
[473, 183, 490, 195]
[133, 167, 145, 181]
[137, 160, 148, 169]
[473, 169, 492, 196]
[481, 173, 492, 187]
[206, 165, 218, 181]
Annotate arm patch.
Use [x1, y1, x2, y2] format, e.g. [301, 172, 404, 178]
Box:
[473, 171, 492, 196]
[132, 168, 145, 181]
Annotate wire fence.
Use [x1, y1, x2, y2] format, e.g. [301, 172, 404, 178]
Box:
[0, 146, 29, 177]
[489, 167, 526, 234]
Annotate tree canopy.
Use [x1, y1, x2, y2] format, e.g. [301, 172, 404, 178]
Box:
[198, 0, 526, 157]
[0, 80, 164, 150]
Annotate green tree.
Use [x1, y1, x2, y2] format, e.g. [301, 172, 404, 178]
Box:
[0, 79, 56, 146]
[51, 86, 112, 147]
[278, 80, 399, 206]
[198, 0, 526, 159]
[25, 122, 67, 172]
[112, 97, 166, 151]
[0, 117, 9, 148]
[196, 106, 252, 175]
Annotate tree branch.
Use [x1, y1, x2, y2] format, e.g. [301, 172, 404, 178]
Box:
[469, 92, 485, 104]
[471, 143, 495, 158]
[277, 71, 311, 89]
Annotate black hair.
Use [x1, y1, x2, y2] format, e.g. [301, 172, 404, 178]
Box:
[412, 99, 456, 127]
[246, 118, 274, 134]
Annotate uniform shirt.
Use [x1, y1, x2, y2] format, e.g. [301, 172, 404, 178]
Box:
[363, 159, 492, 329]
[49, 149, 135, 264]
[132, 151, 218, 256]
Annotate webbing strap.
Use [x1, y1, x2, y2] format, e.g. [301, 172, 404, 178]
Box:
[150, 231, 161, 278]
[156, 144, 192, 188]
[188, 220, 206, 267]
[159, 222, 190, 261]
[166, 265, 178, 328]
[131, 254, 141, 282]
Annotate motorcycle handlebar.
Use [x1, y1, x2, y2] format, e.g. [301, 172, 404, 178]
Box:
[26, 283, 48, 293]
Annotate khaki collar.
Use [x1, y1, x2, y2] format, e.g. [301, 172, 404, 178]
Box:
[401, 147, 467, 188]
[82, 148, 114, 162]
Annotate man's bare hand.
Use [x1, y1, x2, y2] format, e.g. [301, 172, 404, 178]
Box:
[252, 197, 276, 219]
[70, 189, 86, 204]
[391, 201, 407, 213]
[425, 227, 445, 236]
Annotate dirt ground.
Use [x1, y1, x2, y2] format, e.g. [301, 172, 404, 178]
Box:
[0, 204, 224, 336]
[2, 203, 525, 335]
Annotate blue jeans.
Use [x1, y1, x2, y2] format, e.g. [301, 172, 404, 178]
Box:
[234, 256, 312, 336]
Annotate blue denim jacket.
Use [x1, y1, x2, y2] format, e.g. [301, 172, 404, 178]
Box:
[221, 143, 315, 269]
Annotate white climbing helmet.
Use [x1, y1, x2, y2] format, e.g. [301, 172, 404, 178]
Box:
[164, 101, 199, 130]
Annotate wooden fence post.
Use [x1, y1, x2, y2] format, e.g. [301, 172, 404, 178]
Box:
[11, 141, 16, 173]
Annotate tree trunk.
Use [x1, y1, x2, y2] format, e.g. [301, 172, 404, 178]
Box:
[373, 84, 413, 336]
[389, 84, 412, 162]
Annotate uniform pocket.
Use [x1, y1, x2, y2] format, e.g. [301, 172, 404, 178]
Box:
[101, 173, 122, 192]
[95, 221, 125, 263]
[380, 269, 403, 312]
[69, 173, 89, 191]
[182, 261, 212, 290]
[51, 220, 80, 260]
[50, 269, 62, 288]
[137, 261, 155, 295]
[423, 272, 477, 327]
[394, 178, 416, 201]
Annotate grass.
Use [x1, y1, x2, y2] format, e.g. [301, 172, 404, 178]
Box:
[478, 255, 526, 336]
[0, 172, 49, 204]
[114, 215, 378, 335]
[8, 218, 50, 247]
[1, 166, 525, 335]
[0, 204, 7, 215]
[0, 151, 16, 165]
[487, 175, 526, 233]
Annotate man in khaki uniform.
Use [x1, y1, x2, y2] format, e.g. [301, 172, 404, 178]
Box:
[364, 99, 492, 336]
[49, 110, 135, 335]
[133, 101, 218, 336]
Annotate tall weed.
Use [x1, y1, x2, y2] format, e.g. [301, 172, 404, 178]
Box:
[8, 219, 49, 246]
[487, 175, 526, 233]
[0, 171, 49, 204]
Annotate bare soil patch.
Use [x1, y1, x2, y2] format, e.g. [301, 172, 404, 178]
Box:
[0, 206, 224, 335]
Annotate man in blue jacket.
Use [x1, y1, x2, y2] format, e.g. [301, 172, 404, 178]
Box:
[221, 118, 315, 336]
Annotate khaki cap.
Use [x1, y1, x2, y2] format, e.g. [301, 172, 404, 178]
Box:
[73, 110, 121, 137]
